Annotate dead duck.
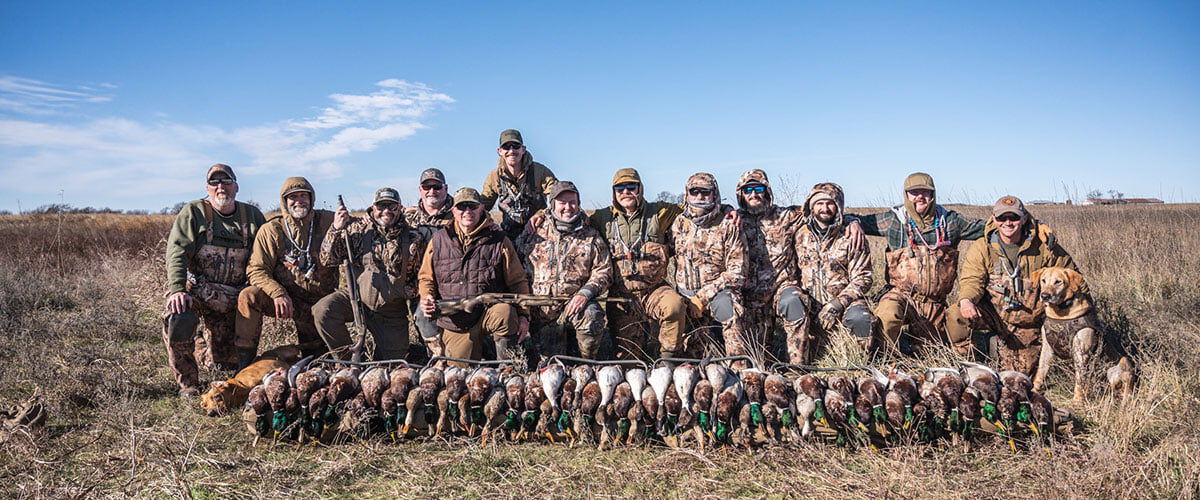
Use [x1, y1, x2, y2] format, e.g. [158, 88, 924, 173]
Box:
[359, 366, 390, 435]
[648, 365, 673, 434]
[713, 378, 743, 445]
[556, 378, 578, 441]
[998, 370, 1034, 452]
[571, 365, 595, 401]
[575, 380, 602, 444]
[764, 374, 794, 443]
[856, 370, 888, 438]
[692, 379, 715, 443]
[598, 366, 624, 408]
[325, 366, 362, 432]
[381, 366, 416, 441]
[293, 364, 329, 441]
[662, 383, 684, 440]
[929, 368, 965, 438]
[502, 374, 525, 440]
[306, 386, 330, 442]
[437, 366, 468, 437]
[739, 369, 767, 435]
[462, 368, 501, 437]
[958, 386, 983, 446]
[479, 384, 508, 445]
[400, 367, 442, 437]
[606, 382, 636, 447]
[1028, 391, 1054, 456]
[672, 364, 700, 437]
[825, 375, 859, 444]
[338, 392, 370, 439]
[885, 369, 920, 436]
[794, 374, 827, 437]
[263, 368, 291, 438]
[959, 361, 1002, 432]
[246, 384, 272, 439]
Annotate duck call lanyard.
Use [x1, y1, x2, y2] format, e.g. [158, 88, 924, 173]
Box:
[996, 243, 1024, 310]
[284, 216, 316, 282]
[611, 207, 650, 261]
[906, 214, 948, 250]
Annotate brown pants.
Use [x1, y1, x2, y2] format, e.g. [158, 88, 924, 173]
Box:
[441, 303, 519, 365]
[313, 289, 410, 361]
[607, 284, 689, 360]
[875, 289, 969, 355]
[946, 301, 1042, 375]
[162, 283, 240, 390]
[235, 285, 324, 357]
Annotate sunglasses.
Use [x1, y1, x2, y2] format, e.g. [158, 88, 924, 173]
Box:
[207, 177, 235, 186]
[688, 188, 714, 196]
[374, 203, 401, 212]
[500, 142, 523, 151]
[613, 183, 639, 193]
[454, 202, 481, 211]
[420, 183, 445, 191]
[740, 185, 766, 195]
[995, 214, 1022, 222]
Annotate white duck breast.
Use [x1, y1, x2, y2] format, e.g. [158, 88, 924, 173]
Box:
[539, 363, 567, 410]
[625, 368, 647, 403]
[597, 366, 624, 407]
[648, 366, 673, 406]
[705, 363, 731, 392]
[673, 364, 699, 412]
[572, 365, 594, 396]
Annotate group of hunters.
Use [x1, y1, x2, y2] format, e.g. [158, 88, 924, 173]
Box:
[164, 129, 1081, 399]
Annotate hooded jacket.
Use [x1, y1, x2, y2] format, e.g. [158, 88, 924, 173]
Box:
[481, 151, 558, 227]
[516, 212, 613, 320]
[588, 168, 683, 293]
[958, 216, 1079, 327]
[794, 183, 873, 307]
[165, 199, 267, 295]
[669, 173, 746, 305]
[246, 177, 338, 301]
[735, 169, 803, 303]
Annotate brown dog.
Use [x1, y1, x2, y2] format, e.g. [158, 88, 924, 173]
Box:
[1031, 267, 1135, 404]
[201, 345, 302, 416]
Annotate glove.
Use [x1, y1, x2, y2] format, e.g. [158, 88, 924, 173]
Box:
[818, 298, 846, 331]
[687, 295, 705, 319]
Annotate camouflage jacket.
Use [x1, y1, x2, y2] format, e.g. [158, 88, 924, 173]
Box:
[669, 204, 746, 305]
[319, 215, 427, 303]
[795, 221, 873, 307]
[516, 216, 613, 317]
[403, 199, 453, 240]
[738, 204, 803, 303]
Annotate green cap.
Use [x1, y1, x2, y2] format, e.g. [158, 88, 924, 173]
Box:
[499, 129, 523, 146]
[548, 181, 579, 201]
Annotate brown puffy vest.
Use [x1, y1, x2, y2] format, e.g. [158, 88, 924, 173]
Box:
[430, 225, 508, 330]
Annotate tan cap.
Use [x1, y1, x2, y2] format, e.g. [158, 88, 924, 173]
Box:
[993, 195, 1026, 218]
[499, 129, 523, 146]
[452, 187, 483, 205]
[419, 168, 446, 185]
[548, 180, 579, 201]
[904, 172, 935, 192]
[374, 187, 401, 205]
[206, 163, 236, 181]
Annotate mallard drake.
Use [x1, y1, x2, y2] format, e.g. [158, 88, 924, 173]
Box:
[305, 386, 329, 441]
[246, 384, 272, 438]
[557, 378, 578, 441]
[764, 374, 794, 443]
[263, 368, 292, 438]
[381, 367, 416, 441]
[959, 361, 1001, 431]
[739, 369, 767, 435]
[294, 366, 330, 442]
[998, 370, 1033, 452]
[501, 374, 525, 440]
[575, 380, 602, 443]
[538, 362, 567, 413]
[400, 367, 442, 437]
[360, 366, 390, 411]
[663, 383, 684, 440]
[794, 374, 826, 437]
[608, 382, 636, 447]
[598, 366, 624, 409]
[691, 379, 715, 446]
[673, 364, 699, 429]
[480, 385, 507, 445]
[625, 368, 648, 406]
[1028, 391, 1054, 456]
[885, 369, 919, 436]
[521, 372, 544, 441]
[339, 392, 369, 439]
[463, 368, 500, 437]
[825, 375, 858, 444]
[958, 386, 982, 446]
[437, 366, 468, 437]
[571, 365, 595, 400]
[714, 378, 743, 445]
[926, 368, 965, 440]
[855, 373, 887, 438]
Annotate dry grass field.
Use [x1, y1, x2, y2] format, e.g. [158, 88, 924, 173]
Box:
[0, 204, 1197, 498]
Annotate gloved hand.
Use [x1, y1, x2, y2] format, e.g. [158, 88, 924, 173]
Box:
[687, 295, 706, 319]
[818, 298, 846, 331]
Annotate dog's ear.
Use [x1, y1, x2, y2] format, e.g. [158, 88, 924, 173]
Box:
[1030, 267, 1046, 289]
[1064, 268, 1085, 292]
[210, 381, 225, 390]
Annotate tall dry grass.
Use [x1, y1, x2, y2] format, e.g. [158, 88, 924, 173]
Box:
[0, 208, 1197, 498]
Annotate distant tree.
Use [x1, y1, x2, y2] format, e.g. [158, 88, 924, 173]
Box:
[0, 210, 11, 215]
[160, 201, 187, 215]
[1107, 190, 1125, 200]
[32, 203, 71, 214]
[655, 191, 683, 204]
[1087, 189, 1103, 200]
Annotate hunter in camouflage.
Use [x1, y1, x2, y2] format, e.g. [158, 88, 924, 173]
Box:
[403, 168, 453, 362]
[314, 187, 427, 361]
[481, 129, 558, 242]
[517, 181, 613, 359]
[162, 164, 266, 397]
[794, 182, 875, 361]
[670, 173, 748, 362]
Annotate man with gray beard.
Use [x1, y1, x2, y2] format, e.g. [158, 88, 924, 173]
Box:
[163, 164, 266, 398]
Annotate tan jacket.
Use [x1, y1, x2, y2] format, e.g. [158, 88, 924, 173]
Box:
[958, 218, 1078, 326]
[246, 177, 338, 301]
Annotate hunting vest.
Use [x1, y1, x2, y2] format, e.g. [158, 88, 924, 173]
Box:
[190, 200, 253, 288]
[982, 234, 1045, 328]
[430, 225, 508, 330]
[604, 206, 668, 293]
[498, 168, 546, 229]
[884, 205, 957, 301]
[1042, 313, 1101, 359]
[348, 223, 414, 311]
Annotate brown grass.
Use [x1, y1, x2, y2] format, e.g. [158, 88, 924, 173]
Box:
[1, 205, 1198, 498]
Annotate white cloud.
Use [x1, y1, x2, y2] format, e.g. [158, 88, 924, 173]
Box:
[0, 78, 454, 203]
[0, 75, 114, 115]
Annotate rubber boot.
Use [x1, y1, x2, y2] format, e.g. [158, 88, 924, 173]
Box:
[495, 337, 513, 361]
[236, 348, 257, 371]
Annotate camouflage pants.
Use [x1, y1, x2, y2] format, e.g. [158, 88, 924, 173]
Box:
[162, 282, 241, 390]
[533, 301, 607, 359]
[875, 289, 966, 355]
[235, 285, 325, 358]
[701, 289, 748, 362]
[946, 301, 1042, 375]
[742, 285, 809, 364]
[805, 298, 875, 362]
[607, 284, 689, 360]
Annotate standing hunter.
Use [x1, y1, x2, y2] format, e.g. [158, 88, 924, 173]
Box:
[588, 168, 688, 360]
[950, 196, 1080, 374]
[794, 182, 875, 361]
[516, 181, 613, 359]
[403, 168, 453, 360]
[418, 188, 531, 363]
[314, 188, 426, 361]
[854, 172, 985, 356]
[481, 129, 558, 242]
[235, 177, 338, 364]
[669, 173, 747, 362]
[163, 163, 266, 398]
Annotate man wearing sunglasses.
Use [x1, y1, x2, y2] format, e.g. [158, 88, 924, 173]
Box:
[163, 163, 266, 398]
[403, 168, 454, 362]
[237, 177, 340, 365]
[588, 168, 687, 360]
[314, 188, 426, 361]
[670, 173, 747, 364]
[951, 196, 1080, 374]
[418, 188, 531, 363]
[481, 129, 558, 242]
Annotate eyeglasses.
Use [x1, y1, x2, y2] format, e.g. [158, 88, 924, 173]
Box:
[420, 183, 445, 191]
[207, 177, 235, 186]
[374, 203, 401, 212]
[500, 142, 523, 151]
[740, 185, 766, 195]
[454, 202, 481, 211]
[995, 214, 1022, 222]
[688, 188, 714, 196]
[613, 183, 639, 193]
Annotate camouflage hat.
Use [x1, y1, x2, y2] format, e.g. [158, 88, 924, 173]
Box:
[374, 187, 401, 205]
[419, 168, 446, 185]
[499, 129, 523, 146]
[904, 172, 935, 192]
[548, 181, 580, 201]
[206, 163, 236, 181]
[993, 195, 1026, 218]
[452, 187, 483, 206]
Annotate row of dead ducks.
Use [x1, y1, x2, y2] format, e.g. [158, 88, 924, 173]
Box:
[244, 358, 1060, 452]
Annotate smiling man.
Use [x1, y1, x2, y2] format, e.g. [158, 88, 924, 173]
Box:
[235, 177, 338, 364]
[481, 129, 558, 242]
[951, 196, 1081, 374]
[162, 164, 266, 398]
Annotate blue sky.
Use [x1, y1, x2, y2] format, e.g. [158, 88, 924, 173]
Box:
[1, 1, 1197, 212]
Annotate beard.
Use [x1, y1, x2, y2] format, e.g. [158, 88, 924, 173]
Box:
[288, 206, 310, 219]
[815, 211, 836, 225]
[211, 193, 234, 209]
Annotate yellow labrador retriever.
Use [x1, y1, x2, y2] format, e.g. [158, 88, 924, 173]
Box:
[200, 344, 302, 416]
[1031, 267, 1135, 404]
